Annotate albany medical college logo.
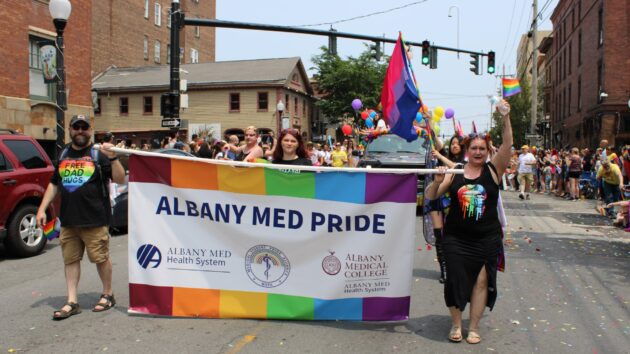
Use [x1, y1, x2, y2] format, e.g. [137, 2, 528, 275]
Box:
[244, 245, 290, 288]
[137, 244, 162, 269]
[322, 250, 341, 275]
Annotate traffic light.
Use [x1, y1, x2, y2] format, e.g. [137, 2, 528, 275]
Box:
[328, 29, 338, 56]
[469, 54, 480, 75]
[421, 40, 430, 66]
[370, 41, 382, 61]
[160, 93, 179, 118]
[430, 47, 438, 69]
[487, 51, 496, 74]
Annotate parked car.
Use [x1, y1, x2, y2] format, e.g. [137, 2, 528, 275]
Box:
[110, 148, 195, 234]
[357, 133, 429, 213]
[0, 129, 59, 257]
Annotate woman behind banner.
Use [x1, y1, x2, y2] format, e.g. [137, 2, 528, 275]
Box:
[425, 101, 512, 345]
[272, 129, 312, 166]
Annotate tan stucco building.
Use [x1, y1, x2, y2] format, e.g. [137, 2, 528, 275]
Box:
[92, 57, 316, 146]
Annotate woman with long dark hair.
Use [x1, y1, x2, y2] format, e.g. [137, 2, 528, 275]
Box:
[426, 101, 513, 344]
[272, 129, 311, 166]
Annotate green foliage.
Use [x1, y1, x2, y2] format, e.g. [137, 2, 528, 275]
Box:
[311, 46, 388, 124]
[490, 78, 532, 148]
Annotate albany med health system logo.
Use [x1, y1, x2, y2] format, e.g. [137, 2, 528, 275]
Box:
[244, 245, 290, 288]
[322, 250, 341, 275]
[137, 244, 162, 269]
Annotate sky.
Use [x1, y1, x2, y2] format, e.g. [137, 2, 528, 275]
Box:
[215, 0, 558, 137]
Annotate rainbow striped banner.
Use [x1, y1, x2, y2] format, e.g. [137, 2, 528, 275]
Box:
[502, 78, 522, 97]
[127, 154, 417, 321]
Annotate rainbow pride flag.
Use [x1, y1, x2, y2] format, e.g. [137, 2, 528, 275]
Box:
[381, 33, 422, 142]
[43, 218, 59, 241]
[127, 154, 417, 321]
[502, 78, 522, 97]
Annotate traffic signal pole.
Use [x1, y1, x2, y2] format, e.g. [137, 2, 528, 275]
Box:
[530, 0, 539, 145]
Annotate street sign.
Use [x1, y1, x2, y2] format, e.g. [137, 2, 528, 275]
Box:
[161, 118, 181, 128]
[525, 134, 541, 140]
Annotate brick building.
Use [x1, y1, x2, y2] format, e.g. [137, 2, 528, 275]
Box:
[92, 0, 215, 78]
[92, 58, 316, 147]
[548, 0, 630, 149]
[516, 30, 551, 80]
[0, 0, 93, 157]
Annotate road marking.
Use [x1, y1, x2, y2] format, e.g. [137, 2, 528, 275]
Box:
[225, 325, 261, 354]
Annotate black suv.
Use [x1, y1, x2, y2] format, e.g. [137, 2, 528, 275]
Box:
[357, 133, 429, 209]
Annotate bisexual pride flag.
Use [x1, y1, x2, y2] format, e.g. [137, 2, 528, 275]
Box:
[127, 153, 417, 321]
[502, 78, 522, 97]
[381, 33, 422, 142]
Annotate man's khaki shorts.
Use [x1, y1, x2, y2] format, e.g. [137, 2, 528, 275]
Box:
[518, 172, 534, 187]
[59, 226, 110, 265]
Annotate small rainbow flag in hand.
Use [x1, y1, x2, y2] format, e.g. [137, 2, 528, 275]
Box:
[502, 78, 522, 97]
[43, 218, 60, 241]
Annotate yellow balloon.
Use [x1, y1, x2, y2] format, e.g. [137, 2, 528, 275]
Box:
[434, 106, 445, 118]
[432, 114, 441, 122]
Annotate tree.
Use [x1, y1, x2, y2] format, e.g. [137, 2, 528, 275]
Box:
[311, 46, 388, 125]
[490, 78, 532, 148]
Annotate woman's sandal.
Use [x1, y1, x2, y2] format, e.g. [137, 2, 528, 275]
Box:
[92, 294, 116, 312]
[466, 329, 481, 344]
[52, 302, 81, 320]
[448, 326, 463, 342]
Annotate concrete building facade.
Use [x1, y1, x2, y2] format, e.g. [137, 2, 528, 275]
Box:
[548, 0, 630, 148]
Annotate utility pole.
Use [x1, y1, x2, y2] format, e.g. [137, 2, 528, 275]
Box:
[530, 0, 538, 144]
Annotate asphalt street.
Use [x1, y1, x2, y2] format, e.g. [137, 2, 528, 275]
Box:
[1, 191, 629, 353]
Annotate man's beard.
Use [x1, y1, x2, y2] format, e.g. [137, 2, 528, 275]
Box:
[71, 133, 90, 147]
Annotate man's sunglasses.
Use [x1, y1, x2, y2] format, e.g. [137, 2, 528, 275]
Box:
[71, 124, 90, 131]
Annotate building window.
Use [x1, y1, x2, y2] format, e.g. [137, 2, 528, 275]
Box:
[578, 30, 582, 66]
[302, 99, 306, 117]
[166, 44, 170, 64]
[568, 84, 572, 115]
[190, 48, 198, 63]
[285, 94, 289, 112]
[257, 92, 268, 111]
[578, 0, 582, 19]
[28, 36, 55, 101]
[195, 26, 200, 38]
[154, 40, 161, 63]
[167, 9, 171, 28]
[229, 93, 240, 112]
[598, 7, 603, 46]
[154, 3, 161, 27]
[143, 96, 153, 114]
[144, 0, 149, 18]
[568, 42, 572, 75]
[577, 77, 582, 111]
[294, 97, 298, 116]
[95, 98, 101, 115]
[143, 36, 149, 60]
[119, 97, 129, 115]
[597, 61, 603, 102]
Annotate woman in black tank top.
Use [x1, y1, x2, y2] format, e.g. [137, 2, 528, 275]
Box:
[425, 101, 514, 344]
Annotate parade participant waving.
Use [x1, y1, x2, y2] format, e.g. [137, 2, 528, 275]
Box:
[272, 129, 312, 166]
[36, 115, 126, 320]
[425, 100, 512, 344]
[228, 126, 263, 162]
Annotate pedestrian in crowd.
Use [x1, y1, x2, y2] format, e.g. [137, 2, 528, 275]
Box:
[622, 147, 630, 184]
[214, 141, 231, 160]
[321, 144, 332, 166]
[331, 142, 348, 167]
[272, 129, 312, 166]
[597, 159, 623, 218]
[307, 142, 323, 166]
[173, 141, 185, 151]
[566, 148, 582, 200]
[517, 145, 536, 200]
[196, 139, 213, 159]
[344, 139, 357, 167]
[228, 126, 263, 162]
[425, 100, 512, 344]
[582, 148, 593, 178]
[542, 161, 552, 193]
[606, 200, 630, 228]
[226, 135, 239, 160]
[36, 115, 125, 320]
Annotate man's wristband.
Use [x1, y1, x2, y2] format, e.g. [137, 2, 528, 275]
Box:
[109, 156, 119, 162]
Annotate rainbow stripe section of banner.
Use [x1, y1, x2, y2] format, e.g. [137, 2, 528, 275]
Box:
[129, 284, 410, 321]
[128, 155, 417, 321]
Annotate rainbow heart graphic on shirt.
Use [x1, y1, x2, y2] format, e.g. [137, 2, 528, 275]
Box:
[59, 159, 96, 192]
[457, 184, 487, 221]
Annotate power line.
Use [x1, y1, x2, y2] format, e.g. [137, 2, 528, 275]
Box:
[503, 0, 530, 68]
[501, 0, 519, 59]
[293, 0, 430, 28]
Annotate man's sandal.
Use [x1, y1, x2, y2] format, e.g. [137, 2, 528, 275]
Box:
[466, 330, 481, 344]
[92, 294, 116, 312]
[448, 326, 463, 342]
[52, 302, 81, 320]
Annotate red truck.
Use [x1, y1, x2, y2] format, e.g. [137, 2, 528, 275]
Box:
[0, 129, 59, 257]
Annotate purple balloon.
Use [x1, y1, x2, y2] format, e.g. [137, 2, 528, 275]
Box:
[351, 98, 362, 110]
[445, 108, 455, 119]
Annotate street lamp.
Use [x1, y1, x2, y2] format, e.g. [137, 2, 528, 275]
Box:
[276, 100, 285, 134]
[448, 5, 460, 59]
[49, 0, 72, 159]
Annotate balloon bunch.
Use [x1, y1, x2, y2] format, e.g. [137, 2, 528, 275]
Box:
[352, 98, 382, 130]
[359, 128, 389, 143]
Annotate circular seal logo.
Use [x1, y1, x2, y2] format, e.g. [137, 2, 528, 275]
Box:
[137, 244, 162, 269]
[322, 251, 341, 275]
[245, 245, 290, 288]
